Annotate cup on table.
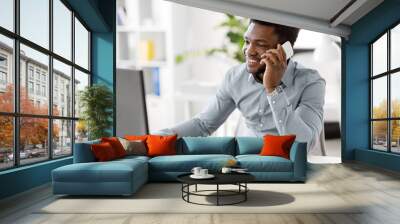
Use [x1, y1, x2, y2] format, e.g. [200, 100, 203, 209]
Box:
[200, 168, 208, 176]
[191, 167, 202, 176]
[221, 167, 232, 174]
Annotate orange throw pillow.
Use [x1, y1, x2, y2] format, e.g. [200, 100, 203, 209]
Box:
[124, 135, 148, 142]
[101, 137, 127, 158]
[259, 134, 296, 159]
[91, 142, 117, 162]
[146, 135, 177, 157]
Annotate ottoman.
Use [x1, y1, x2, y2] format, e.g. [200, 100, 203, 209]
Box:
[52, 156, 148, 196]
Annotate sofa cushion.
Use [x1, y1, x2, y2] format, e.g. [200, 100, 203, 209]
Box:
[124, 135, 149, 142]
[101, 137, 127, 158]
[148, 154, 235, 172]
[260, 135, 296, 159]
[236, 155, 293, 172]
[178, 137, 235, 155]
[147, 135, 177, 157]
[91, 142, 118, 161]
[236, 137, 263, 155]
[52, 158, 147, 183]
[115, 155, 150, 163]
[118, 138, 147, 156]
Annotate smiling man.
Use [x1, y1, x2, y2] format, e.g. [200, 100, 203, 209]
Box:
[154, 19, 326, 151]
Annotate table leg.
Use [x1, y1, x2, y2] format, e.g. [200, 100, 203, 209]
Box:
[195, 184, 197, 192]
[187, 184, 190, 202]
[245, 183, 247, 201]
[181, 184, 183, 199]
[217, 184, 219, 206]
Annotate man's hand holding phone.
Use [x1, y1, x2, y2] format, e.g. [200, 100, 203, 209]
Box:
[260, 41, 293, 93]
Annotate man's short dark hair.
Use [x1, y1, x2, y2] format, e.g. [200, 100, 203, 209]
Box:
[250, 19, 300, 46]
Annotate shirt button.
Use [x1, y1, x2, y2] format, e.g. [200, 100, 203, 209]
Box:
[259, 123, 263, 127]
[278, 120, 282, 123]
[272, 101, 276, 104]
[258, 109, 263, 114]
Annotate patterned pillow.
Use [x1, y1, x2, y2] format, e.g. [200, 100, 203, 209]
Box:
[118, 137, 147, 156]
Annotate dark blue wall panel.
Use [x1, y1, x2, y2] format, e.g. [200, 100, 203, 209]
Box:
[342, 44, 370, 160]
[343, 0, 400, 171]
[355, 148, 400, 172]
[0, 158, 72, 199]
[65, 0, 110, 32]
[92, 32, 115, 135]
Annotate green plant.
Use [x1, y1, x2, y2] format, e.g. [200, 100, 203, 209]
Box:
[79, 84, 113, 140]
[175, 14, 248, 64]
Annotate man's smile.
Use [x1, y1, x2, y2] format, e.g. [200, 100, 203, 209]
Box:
[246, 58, 261, 66]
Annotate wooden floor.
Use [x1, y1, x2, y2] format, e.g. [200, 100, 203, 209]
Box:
[1, 161, 400, 224]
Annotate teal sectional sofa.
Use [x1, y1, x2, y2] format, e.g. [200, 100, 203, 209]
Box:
[52, 137, 307, 196]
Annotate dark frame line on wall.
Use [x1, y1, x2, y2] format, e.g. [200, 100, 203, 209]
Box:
[369, 19, 400, 154]
[0, 0, 92, 172]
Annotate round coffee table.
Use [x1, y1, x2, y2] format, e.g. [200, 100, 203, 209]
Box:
[177, 172, 255, 206]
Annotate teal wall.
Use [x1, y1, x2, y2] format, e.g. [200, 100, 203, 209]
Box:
[0, 158, 72, 199]
[0, 0, 116, 200]
[91, 0, 116, 135]
[343, 0, 400, 171]
[92, 32, 115, 135]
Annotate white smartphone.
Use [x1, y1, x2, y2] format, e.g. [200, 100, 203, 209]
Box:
[281, 41, 294, 59]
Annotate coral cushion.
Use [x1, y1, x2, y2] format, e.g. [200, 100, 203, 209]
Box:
[124, 135, 149, 142]
[91, 142, 118, 162]
[259, 134, 296, 159]
[146, 135, 177, 157]
[101, 137, 127, 158]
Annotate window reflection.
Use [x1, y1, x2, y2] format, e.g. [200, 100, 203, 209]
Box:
[74, 18, 89, 69]
[75, 120, 88, 143]
[53, 59, 72, 117]
[391, 120, 400, 153]
[20, 0, 49, 49]
[391, 24, 400, 70]
[0, 34, 14, 113]
[372, 121, 388, 151]
[19, 117, 49, 165]
[391, 72, 400, 118]
[53, 119, 72, 157]
[74, 69, 89, 118]
[372, 77, 387, 119]
[0, 0, 14, 31]
[20, 44, 49, 115]
[0, 116, 13, 169]
[372, 34, 387, 76]
[53, 0, 72, 60]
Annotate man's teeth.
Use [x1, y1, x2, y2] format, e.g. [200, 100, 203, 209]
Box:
[248, 59, 258, 64]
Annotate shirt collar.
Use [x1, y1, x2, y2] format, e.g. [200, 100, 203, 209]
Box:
[247, 59, 295, 87]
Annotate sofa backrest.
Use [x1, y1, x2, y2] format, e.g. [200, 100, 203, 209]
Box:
[177, 137, 236, 155]
[235, 137, 263, 155]
[74, 137, 302, 161]
[73, 139, 100, 163]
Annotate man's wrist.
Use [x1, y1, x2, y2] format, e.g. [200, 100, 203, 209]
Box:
[266, 81, 284, 93]
[266, 86, 277, 93]
[267, 84, 284, 97]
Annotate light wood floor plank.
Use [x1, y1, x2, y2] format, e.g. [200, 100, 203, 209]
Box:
[2, 161, 400, 224]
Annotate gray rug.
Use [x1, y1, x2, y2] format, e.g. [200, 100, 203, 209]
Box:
[37, 183, 362, 214]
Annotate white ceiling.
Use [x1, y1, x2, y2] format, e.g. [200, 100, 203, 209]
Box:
[164, 0, 384, 38]
[226, 0, 352, 22]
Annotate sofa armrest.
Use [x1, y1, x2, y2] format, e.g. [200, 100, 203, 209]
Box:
[73, 140, 100, 163]
[289, 141, 307, 181]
